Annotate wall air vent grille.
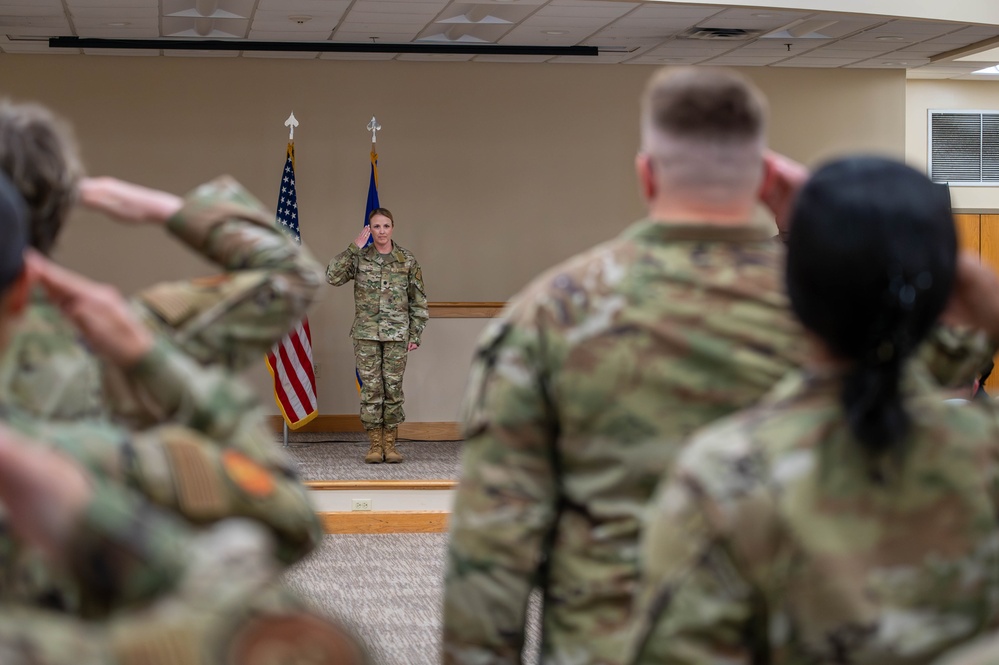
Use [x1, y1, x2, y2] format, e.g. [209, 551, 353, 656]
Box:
[929, 111, 999, 184]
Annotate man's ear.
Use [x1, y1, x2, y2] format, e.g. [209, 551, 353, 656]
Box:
[635, 153, 657, 202]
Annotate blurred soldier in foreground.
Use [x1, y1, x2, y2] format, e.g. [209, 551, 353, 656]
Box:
[0, 99, 322, 424]
[629, 157, 999, 665]
[0, 172, 364, 664]
[0, 99, 322, 567]
[442, 67, 811, 665]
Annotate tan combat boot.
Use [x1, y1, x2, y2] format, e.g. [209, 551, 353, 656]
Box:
[383, 428, 403, 463]
[364, 428, 384, 464]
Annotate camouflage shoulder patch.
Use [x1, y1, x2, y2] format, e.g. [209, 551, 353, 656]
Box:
[190, 274, 234, 288]
[164, 433, 228, 518]
[222, 450, 276, 498]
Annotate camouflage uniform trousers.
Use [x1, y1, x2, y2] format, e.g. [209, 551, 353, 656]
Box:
[353, 339, 408, 430]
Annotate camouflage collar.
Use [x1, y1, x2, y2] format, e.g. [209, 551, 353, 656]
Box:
[362, 242, 406, 264]
[763, 360, 939, 407]
[625, 219, 774, 244]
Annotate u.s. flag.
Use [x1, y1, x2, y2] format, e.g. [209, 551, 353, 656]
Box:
[266, 142, 318, 428]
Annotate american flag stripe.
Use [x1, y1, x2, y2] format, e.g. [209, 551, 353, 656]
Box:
[265, 141, 318, 429]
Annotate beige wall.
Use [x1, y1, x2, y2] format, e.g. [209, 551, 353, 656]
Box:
[906, 79, 999, 211]
[1, 55, 905, 418]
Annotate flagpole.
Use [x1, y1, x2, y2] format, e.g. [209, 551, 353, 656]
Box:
[282, 111, 299, 448]
[367, 115, 381, 154]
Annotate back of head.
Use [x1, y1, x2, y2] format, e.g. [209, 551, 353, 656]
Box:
[785, 156, 957, 454]
[0, 99, 83, 255]
[0, 170, 29, 297]
[640, 67, 767, 205]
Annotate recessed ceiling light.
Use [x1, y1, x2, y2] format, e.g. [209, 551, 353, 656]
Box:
[543, 30, 567, 35]
[753, 13, 776, 18]
[105, 21, 131, 27]
[493, 0, 516, 3]
[875, 35, 907, 42]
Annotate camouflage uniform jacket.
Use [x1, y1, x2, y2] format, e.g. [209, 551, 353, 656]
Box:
[0, 175, 322, 424]
[443, 220, 809, 665]
[933, 631, 999, 665]
[629, 364, 999, 665]
[0, 338, 320, 615]
[326, 241, 429, 345]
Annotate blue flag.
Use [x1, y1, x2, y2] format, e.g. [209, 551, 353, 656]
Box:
[356, 150, 379, 391]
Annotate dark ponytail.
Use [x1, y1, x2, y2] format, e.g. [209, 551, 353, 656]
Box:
[786, 157, 956, 454]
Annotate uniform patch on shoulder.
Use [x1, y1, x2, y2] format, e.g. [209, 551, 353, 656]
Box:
[190, 274, 233, 288]
[222, 450, 276, 498]
[165, 435, 227, 518]
[113, 626, 198, 665]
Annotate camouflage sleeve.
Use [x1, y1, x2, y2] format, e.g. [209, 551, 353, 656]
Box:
[102, 336, 261, 437]
[628, 476, 760, 665]
[442, 316, 559, 664]
[64, 477, 190, 612]
[133, 176, 323, 371]
[0, 606, 116, 663]
[918, 324, 998, 389]
[326, 244, 360, 286]
[932, 631, 999, 665]
[11, 403, 321, 566]
[408, 259, 429, 347]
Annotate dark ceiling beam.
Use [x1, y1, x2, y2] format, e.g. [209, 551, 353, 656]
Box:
[48, 36, 598, 57]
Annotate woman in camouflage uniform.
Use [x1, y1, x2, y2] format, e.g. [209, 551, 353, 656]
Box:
[629, 157, 999, 665]
[327, 208, 428, 464]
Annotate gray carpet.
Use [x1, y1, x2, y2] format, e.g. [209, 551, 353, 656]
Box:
[278, 433, 462, 481]
[285, 533, 541, 665]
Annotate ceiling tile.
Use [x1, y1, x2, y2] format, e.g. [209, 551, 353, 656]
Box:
[247, 30, 334, 40]
[535, 2, 635, 19]
[76, 26, 159, 38]
[620, 5, 723, 21]
[256, 0, 352, 10]
[499, 30, 590, 46]
[0, 15, 71, 29]
[331, 31, 420, 42]
[253, 12, 343, 30]
[65, 0, 164, 6]
[518, 16, 614, 29]
[2, 41, 76, 53]
[701, 54, 787, 65]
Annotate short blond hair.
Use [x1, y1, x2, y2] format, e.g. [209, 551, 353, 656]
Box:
[640, 67, 767, 198]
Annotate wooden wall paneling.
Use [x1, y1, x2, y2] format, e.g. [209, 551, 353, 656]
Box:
[954, 214, 981, 255]
[980, 215, 999, 391]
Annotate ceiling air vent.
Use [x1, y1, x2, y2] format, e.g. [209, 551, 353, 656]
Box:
[680, 27, 763, 41]
[929, 111, 999, 184]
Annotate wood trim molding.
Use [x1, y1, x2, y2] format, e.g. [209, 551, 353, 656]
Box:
[318, 511, 449, 534]
[270, 415, 462, 441]
[305, 480, 457, 491]
[429, 301, 505, 318]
